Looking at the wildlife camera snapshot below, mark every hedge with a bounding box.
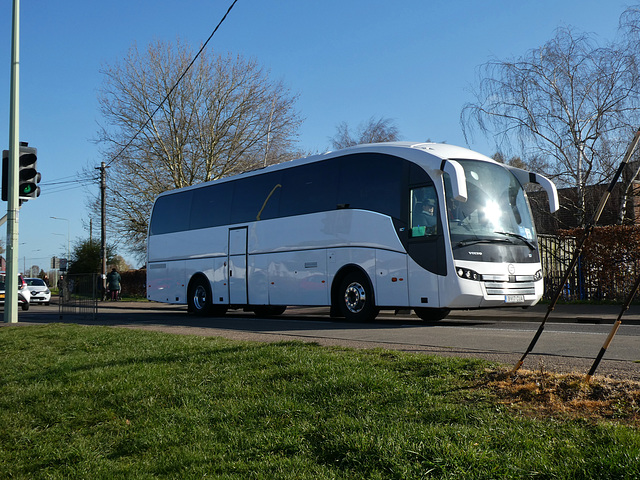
[559,225,640,301]
[120,269,146,298]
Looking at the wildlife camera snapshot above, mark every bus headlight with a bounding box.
[533,270,543,281]
[456,267,482,281]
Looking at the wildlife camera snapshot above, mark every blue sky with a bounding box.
[0,0,628,270]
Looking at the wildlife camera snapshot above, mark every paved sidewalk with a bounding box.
[447,303,640,324]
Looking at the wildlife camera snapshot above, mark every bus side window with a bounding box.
[410,186,438,238]
[151,190,193,235]
[190,183,232,230]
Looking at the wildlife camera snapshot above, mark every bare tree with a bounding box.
[461,24,640,226]
[330,116,400,149]
[96,40,303,255]
[620,5,640,39]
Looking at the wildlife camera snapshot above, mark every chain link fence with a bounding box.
[58,273,99,320]
[538,234,582,301]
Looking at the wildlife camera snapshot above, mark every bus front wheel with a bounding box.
[337,271,379,322]
[188,277,212,316]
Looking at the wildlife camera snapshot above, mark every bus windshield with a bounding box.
[445,160,537,250]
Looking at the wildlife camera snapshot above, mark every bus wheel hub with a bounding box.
[193,285,207,310]
[344,282,366,313]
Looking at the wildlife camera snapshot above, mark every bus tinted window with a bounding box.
[151,153,411,235]
[150,190,193,235]
[410,162,432,184]
[279,161,338,217]
[190,182,233,230]
[231,172,283,223]
[410,185,438,237]
[338,153,404,219]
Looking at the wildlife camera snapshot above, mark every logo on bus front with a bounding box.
[508,264,516,274]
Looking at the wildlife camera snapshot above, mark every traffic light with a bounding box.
[18,146,40,200]
[1,145,41,202]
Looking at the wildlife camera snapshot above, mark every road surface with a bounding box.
[4,301,640,381]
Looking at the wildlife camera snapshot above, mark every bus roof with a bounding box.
[334,142,495,163]
[156,142,496,199]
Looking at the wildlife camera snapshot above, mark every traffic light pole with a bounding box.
[4,0,20,324]
[98,162,108,299]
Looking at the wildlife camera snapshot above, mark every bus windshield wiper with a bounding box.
[493,231,536,250]
[455,238,510,248]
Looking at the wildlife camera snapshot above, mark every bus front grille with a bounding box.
[484,282,536,296]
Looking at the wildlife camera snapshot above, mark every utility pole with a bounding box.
[97,162,109,299]
[4,0,20,324]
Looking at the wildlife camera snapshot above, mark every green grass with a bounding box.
[0,324,638,479]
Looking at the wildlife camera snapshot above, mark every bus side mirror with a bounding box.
[440,160,467,202]
[533,174,559,213]
[506,166,559,213]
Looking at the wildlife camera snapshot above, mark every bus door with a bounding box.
[228,227,248,305]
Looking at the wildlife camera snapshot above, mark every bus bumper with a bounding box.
[443,265,544,309]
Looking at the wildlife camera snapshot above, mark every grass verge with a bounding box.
[1,324,639,479]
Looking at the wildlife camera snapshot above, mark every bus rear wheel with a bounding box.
[337,271,379,322]
[414,307,450,322]
[188,277,212,316]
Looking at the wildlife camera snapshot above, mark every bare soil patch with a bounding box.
[486,365,640,425]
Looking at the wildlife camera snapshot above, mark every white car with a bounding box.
[0,273,30,310]
[25,278,51,305]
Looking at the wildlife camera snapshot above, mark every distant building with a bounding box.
[529,181,640,234]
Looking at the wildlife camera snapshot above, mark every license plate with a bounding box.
[505,294,524,303]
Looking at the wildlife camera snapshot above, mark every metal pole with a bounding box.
[512,127,640,372]
[4,0,20,324]
[100,162,107,299]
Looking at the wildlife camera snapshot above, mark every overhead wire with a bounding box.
[35,172,97,196]
[42,174,97,186]
[41,182,96,196]
[104,0,240,168]
[46,0,240,196]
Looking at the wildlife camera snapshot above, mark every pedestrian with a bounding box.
[106,267,122,301]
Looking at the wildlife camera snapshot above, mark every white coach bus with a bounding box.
[146,142,558,321]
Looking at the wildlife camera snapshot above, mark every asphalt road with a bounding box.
[4,300,640,381]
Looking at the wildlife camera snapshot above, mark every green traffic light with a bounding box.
[20,184,35,195]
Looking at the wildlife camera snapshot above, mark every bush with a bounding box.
[560,225,640,301]
[120,268,146,298]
